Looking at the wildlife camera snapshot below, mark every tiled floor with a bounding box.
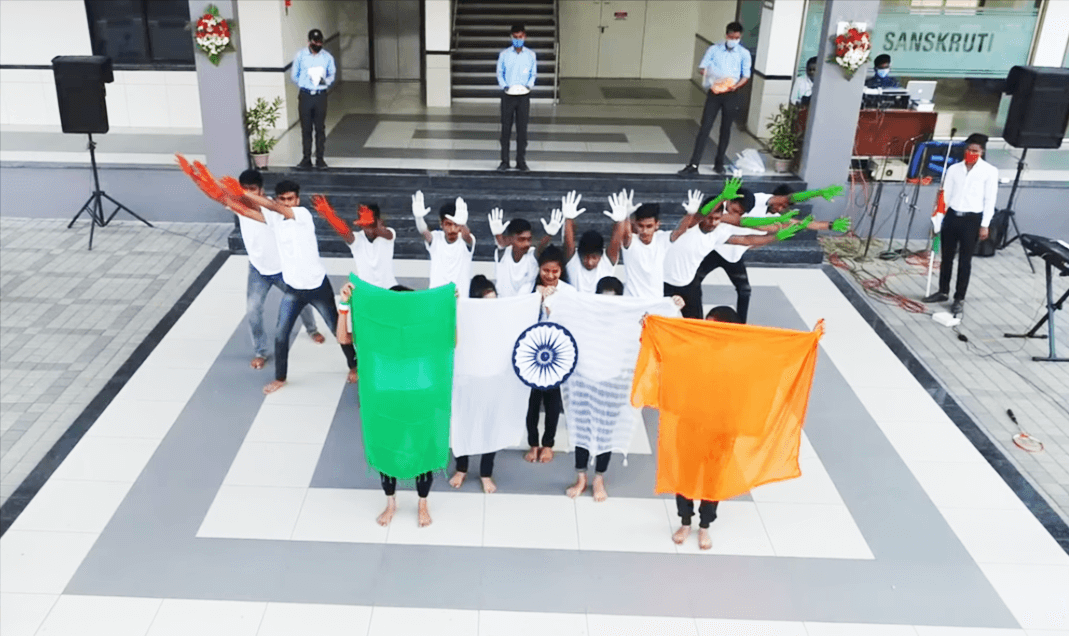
[1,257,1067,635]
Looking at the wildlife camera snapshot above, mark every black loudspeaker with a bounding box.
[1003,65,1069,149]
[51,55,114,134]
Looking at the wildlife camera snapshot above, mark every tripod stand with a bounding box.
[997,148,1034,273]
[68,133,151,250]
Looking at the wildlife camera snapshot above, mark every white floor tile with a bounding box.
[222,442,322,488]
[0,593,58,636]
[256,602,373,636]
[245,404,338,445]
[907,461,1025,511]
[483,493,579,551]
[940,508,1069,566]
[290,488,391,543]
[0,531,98,594]
[875,418,984,464]
[285,337,352,374]
[85,399,186,439]
[852,386,949,425]
[115,364,209,403]
[263,373,351,406]
[146,599,265,636]
[804,623,919,636]
[48,436,161,482]
[479,610,588,636]
[1024,630,1069,636]
[977,563,1069,630]
[36,595,163,636]
[671,501,776,557]
[575,496,675,553]
[367,606,478,636]
[11,480,130,533]
[912,627,1026,635]
[695,618,808,635]
[198,486,307,540]
[757,503,874,559]
[138,336,227,370]
[385,490,484,547]
[587,613,698,636]
[750,452,844,505]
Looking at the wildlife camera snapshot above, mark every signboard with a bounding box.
[614,11,627,19]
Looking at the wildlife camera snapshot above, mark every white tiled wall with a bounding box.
[0,69,62,127]
[746,74,793,142]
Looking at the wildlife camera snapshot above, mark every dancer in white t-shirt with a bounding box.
[313,199,399,290]
[558,190,617,293]
[487,205,563,297]
[412,191,476,297]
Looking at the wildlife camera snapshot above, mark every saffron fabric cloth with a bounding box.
[451,293,541,456]
[349,275,456,479]
[632,315,823,502]
[547,293,678,456]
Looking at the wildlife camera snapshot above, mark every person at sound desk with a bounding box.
[865,54,900,89]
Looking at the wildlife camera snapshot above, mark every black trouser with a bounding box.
[938,209,982,301]
[500,94,530,163]
[574,447,611,473]
[298,90,328,162]
[664,282,703,320]
[694,250,751,323]
[526,387,562,447]
[688,91,740,168]
[380,472,433,498]
[675,495,719,528]
[274,276,356,381]
[454,453,496,478]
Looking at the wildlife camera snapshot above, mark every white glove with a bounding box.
[541,209,564,236]
[411,190,430,233]
[620,188,640,214]
[488,208,507,235]
[446,196,469,226]
[682,189,703,215]
[561,191,586,220]
[603,191,629,223]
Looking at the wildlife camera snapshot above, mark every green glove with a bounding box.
[830,216,851,233]
[791,184,844,203]
[775,215,814,241]
[739,210,799,228]
[699,177,744,215]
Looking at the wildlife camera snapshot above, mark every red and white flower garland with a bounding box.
[194,4,234,66]
[832,22,872,79]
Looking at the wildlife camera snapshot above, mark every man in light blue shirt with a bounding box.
[496,23,537,172]
[679,21,752,176]
[290,28,336,169]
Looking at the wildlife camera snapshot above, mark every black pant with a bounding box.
[298,90,328,161]
[664,282,703,320]
[938,209,982,301]
[274,276,356,381]
[675,495,719,528]
[688,91,740,168]
[526,387,562,447]
[500,94,530,163]
[380,472,433,498]
[694,250,752,323]
[574,447,611,473]
[454,453,496,478]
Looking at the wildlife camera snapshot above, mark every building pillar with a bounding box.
[745,0,805,140]
[189,0,248,176]
[798,0,880,218]
[1031,0,1069,67]
[425,0,452,107]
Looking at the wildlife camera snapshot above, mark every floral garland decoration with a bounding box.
[831,22,871,80]
[194,4,235,66]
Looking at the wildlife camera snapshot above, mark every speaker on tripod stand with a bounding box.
[52,55,152,250]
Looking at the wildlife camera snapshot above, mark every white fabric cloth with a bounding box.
[943,158,999,227]
[566,253,615,293]
[451,293,542,456]
[239,209,282,276]
[494,247,539,296]
[263,206,326,290]
[546,293,678,456]
[663,225,731,286]
[349,228,398,289]
[622,230,671,298]
[427,230,475,297]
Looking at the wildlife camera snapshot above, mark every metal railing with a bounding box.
[553,0,560,104]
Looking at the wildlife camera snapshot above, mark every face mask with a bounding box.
[310,43,323,53]
[964,150,982,165]
[512,38,524,48]
[725,39,738,49]
[876,67,889,78]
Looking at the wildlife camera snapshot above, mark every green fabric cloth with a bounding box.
[350,275,456,479]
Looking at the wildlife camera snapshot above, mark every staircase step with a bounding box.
[452,60,556,73]
[458,35,554,46]
[456,15,555,26]
[456,24,555,34]
[451,86,555,99]
[457,6,553,15]
[453,48,556,61]
[452,73,555,85]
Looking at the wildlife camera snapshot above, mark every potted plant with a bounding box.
[245,96,283,169]
[766,102,802,173]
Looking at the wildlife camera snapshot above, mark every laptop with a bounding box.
[907,81,937,103]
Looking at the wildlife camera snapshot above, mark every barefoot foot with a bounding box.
[449,471,466,489]
[672,525,692,545]
[250,356,266,370]
[377,497,396,526]
[524,447,540,463]
[539,447,554,463]
[698,528,712,550]
[566,472,588,498]
[417,498,432,527]
[347,368,358,384]
[263,379,286,394]
[481,477,497,494]
[310,331,326,344]
[592,474,608,502]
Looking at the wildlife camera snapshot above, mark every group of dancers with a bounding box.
[180,156,846,547]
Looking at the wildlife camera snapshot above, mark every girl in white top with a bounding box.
[412,191,476,297]
[488,209,563,296]
[314,201,399,289]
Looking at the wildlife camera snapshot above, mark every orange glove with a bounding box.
[356,204,375,227]
[220,176,245,199]
[312,195,350,237]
